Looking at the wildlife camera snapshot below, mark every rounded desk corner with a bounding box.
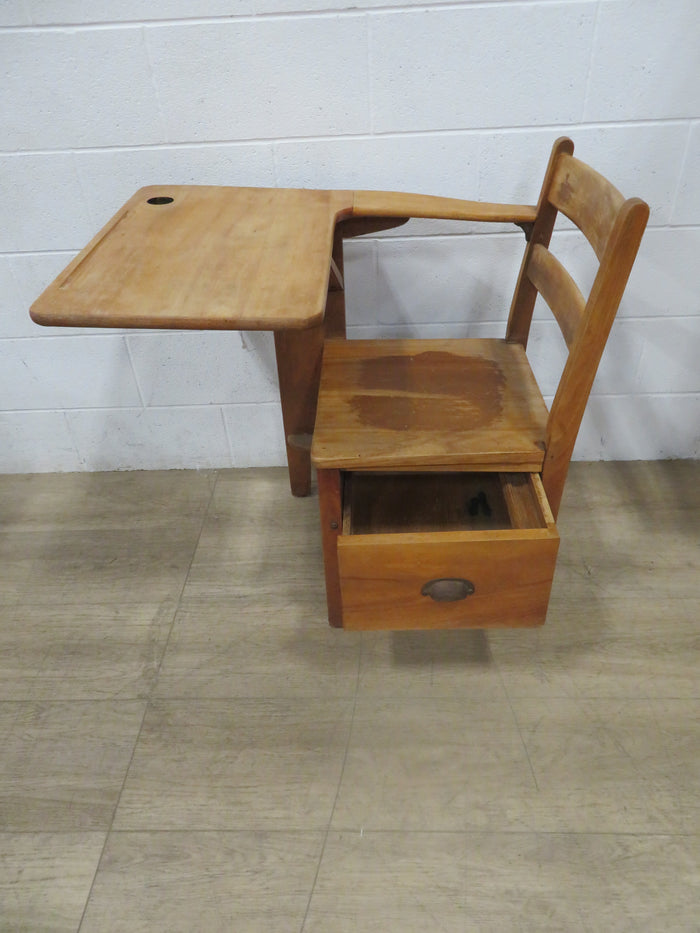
[29,301,50,327]
[133,185,179,207]
[135,184,162,198]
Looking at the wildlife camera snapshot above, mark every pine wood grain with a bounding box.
[549,153,625,260]
[506,136,575,348]
[526,243,586,349]
[30,186,355,330]
[542,196,650,515]
[352,190,537,224]
[312,138,648,628]
[30,187,533,331]
[500,472,548,530]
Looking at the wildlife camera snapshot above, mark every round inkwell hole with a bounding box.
[147,196,174,205]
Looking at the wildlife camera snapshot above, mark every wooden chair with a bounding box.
[311,137,649,630]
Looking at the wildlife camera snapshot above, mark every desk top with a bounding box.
[30,186,355,331]
[30,186,536,331]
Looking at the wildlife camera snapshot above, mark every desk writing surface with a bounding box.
[30,185,537,332]
[30,186,354,331]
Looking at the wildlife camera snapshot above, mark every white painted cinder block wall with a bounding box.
[1,0,698,472]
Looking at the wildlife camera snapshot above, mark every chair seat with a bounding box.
[311,337,549,472]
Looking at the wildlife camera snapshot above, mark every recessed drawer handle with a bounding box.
[421,578,475,602]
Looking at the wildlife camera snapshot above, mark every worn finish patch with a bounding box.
[349,351,505,432]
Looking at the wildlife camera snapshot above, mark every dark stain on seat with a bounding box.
[350,351,505,431]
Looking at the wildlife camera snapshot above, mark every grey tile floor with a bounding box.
[0,461,698,931]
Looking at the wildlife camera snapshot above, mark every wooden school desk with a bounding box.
[31,149,647,629]
[30,184,534,498]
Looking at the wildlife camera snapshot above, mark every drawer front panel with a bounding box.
[337,531,559,630]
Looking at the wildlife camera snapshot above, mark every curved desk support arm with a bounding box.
[351,190,537,228]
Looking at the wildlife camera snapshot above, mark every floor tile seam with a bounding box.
[146,470,221,701]
[301,827,700,838]
[3,692,593,707]
[3,692,696,705]
[0,599,188,608]
[491,694,700,701]
[76,699,151,933]
[0,829,108,837]
[353,629,363,701]
[82,474,222,900]
[496,664,541,793]
[4,827,699,838]
[0,518,211,529]
[148,694,360,703]
[58,828,330,836]
[109,821,341,834]
[140,693,359,703]
[71,463,215,931]
[0,697,151,705]
[351,692,522,702]
[300,687,360,932]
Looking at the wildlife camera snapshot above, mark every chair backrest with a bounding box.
[505,137,649,516]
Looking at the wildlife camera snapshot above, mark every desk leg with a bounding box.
[274,324,324,497]
[274,229,346,497]
[317,468,343,626]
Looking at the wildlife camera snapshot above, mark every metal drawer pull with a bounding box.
[421,578,475,602]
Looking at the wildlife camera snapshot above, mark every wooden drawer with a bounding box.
[336,471,558,630]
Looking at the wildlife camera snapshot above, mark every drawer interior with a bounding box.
[343,471,549,536]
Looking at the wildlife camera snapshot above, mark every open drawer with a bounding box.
[336,471,559,630]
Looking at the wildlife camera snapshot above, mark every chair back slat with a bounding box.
[506,137,574,347]
[542,196,649,515]
[549,153,625,260]
[526,243,585,350]
[507,138,649,516]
